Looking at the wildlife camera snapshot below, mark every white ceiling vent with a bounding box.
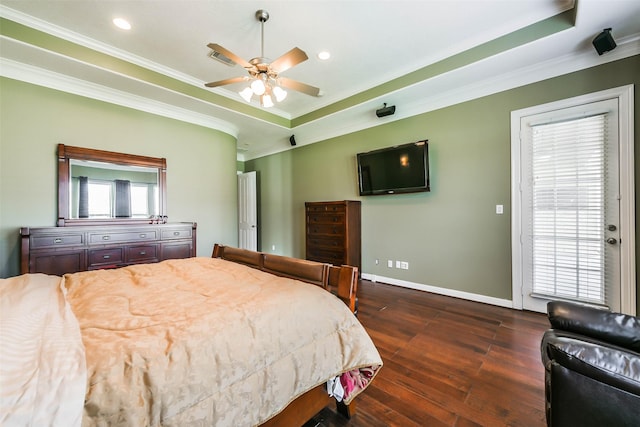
[208,49,235,66]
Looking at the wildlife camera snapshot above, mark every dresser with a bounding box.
[20,222,196,275]
[305,201,361,273]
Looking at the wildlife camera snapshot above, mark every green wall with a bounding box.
[246,55,640,311]
[0,77,239,278]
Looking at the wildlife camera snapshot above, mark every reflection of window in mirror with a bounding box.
[69,159,159,219]
[88,182,112,217]
[131,184,160,218]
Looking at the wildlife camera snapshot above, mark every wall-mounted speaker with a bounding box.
[592,28,616,55]
[376,103,396,118]
[289,135,297,146]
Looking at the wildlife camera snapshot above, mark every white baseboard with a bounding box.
[362,273,514,309]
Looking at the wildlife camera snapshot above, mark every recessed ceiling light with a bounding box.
[317,51,331,60]
[113,18,131,30]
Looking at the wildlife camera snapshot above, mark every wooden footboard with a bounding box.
[211,244,359,426]
[212,244,358,315]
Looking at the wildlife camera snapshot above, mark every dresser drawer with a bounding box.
[306,204,346,214]
[31,250,85,275]
[306,247,345,265]
[161,241,192,259]
[307,223,345,236]
[307,235,344,250]
[31,233,83,248]
[89,248,124,267]
[307,212,345,225]
[126,244,158,262]
[88,230,158,244]
[162,228,192,240]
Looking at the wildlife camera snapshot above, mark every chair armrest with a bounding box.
[542,330,640,396]
[547,301,640,352]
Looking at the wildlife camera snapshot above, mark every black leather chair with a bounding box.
[540,301,640,426]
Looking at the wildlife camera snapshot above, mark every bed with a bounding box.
[0,244,382,427]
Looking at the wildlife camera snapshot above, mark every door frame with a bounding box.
[238,171,258,251]
[511,85,635,315]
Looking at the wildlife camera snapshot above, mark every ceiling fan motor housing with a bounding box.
[255,10,269,22]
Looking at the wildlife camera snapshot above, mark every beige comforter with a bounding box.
[63,257,381,427]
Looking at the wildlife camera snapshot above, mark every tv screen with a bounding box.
[357,140,430,196]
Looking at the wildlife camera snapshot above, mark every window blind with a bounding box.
[529,114,608,305]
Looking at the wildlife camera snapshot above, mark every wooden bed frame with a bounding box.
[211,244,359,426]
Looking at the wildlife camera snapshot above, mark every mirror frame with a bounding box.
[57,144,167,226]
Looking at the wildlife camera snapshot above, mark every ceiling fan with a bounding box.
[204,9,320,107]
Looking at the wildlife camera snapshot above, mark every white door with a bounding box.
[512,86,635,315]
[238,171,257,251]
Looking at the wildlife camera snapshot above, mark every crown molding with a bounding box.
[0,57,239,139]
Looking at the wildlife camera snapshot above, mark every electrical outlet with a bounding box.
[400,261,409,270]
[375,259,379,265]
[496,204,504,214]
[271,245,276,251]
[387,260,393,268]
[395,260,401,268]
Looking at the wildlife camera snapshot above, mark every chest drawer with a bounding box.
[31,233,83,248]
[307,235,344,249]
[162,228,192,240]
[126,244,158,262]
[306,247,345,265]
[88,247,124,267]
[307,213,345,225]
[89,230,157,244]
[306,204,346,214]
[307,223,345,236]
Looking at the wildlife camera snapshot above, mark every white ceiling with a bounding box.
[1,0,639,160]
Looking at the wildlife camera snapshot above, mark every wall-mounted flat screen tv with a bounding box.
[357,140,430,196]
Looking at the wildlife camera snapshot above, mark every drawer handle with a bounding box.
[102,236,110,241]
[139,233,146,238]
[173,231,180,236]
[103,255,110,259]
[54,238,63,244]
[139,251,146,255]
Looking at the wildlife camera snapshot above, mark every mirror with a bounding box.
[58,144,166,226]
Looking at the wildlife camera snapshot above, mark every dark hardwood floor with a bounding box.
[307,280,550,427]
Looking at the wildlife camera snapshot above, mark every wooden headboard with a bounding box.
[212,244,358,314]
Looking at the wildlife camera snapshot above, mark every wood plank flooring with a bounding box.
[306,280,550,427]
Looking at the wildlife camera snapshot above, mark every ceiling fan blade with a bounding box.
[207,43,254,69]
[278,77,320,97]
[269,47,308,74]
[204,76,247,88]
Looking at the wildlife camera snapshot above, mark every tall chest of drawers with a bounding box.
[305,200,361,273]
[20,222,196,275]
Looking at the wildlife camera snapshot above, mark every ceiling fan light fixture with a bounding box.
[250,78,266,95]
[273,86,287,102]
[261,94,274,108]
[239,87,254,102]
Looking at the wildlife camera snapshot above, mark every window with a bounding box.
[528,114,607,305]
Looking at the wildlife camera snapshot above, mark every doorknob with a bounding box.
[606,237,617,245]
